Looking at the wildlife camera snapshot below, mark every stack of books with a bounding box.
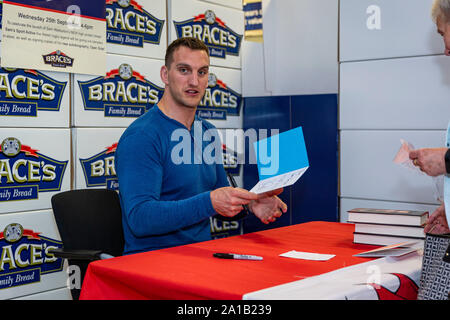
[347,208,428,246]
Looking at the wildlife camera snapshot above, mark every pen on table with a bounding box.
[213,253,263,261]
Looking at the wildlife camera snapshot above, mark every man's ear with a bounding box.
[160,65,169,85]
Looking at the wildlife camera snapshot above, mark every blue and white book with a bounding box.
[250,126,309,194]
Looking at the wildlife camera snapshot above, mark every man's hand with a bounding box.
[409,147,447,176]
[424,203,450,234]
[249,188,288,224]
[210,187,258,218]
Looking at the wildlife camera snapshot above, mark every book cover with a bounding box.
[354,223,425,238]
[348,208,428,217]
[354,241,420,257]
[353,232,425,246]
[250,126,309,194]
[347,208,428,226]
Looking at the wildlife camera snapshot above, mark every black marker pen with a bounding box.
[213,253,263,261]
[226,171,250,216]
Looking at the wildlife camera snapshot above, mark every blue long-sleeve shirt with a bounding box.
[115,105,229,254]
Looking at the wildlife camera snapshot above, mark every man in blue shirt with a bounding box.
[115,37,287,254]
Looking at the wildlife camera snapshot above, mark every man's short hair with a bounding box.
[165,37,210,68]
[432,0,450,23]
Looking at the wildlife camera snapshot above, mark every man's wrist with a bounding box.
[445,148,450,174]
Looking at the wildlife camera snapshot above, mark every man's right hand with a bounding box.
[210,187,258,217]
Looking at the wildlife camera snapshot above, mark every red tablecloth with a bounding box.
[80,221,392,300]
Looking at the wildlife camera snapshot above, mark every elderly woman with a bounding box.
[409,0,450,234]
[433,0,450,56]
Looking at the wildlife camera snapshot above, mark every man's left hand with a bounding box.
[249,188,288,224]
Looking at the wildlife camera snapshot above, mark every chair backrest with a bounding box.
[51,188,124,257]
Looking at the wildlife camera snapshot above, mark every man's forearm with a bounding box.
[124,191,216,237]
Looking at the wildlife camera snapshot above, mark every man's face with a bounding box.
[162,46,210,109]
[437,16,450,56]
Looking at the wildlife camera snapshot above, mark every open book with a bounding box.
[250,126,309,194]
[353,241,420,258]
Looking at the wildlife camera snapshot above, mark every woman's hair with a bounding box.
[432,0,450,23]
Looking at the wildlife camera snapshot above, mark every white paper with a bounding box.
[250,167,308,194]
[393,139,444,202]
[393,139,420,172]
[279,250,335,261]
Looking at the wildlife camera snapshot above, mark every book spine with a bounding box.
[353,232,425,240]
[348,213,424,226]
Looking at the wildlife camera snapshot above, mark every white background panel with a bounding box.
[0,210,68,299]
[340,130,445,204]
[268,0,338,95]
[241,40,272,97]
[14,287,71,300]
[0,128,71,213]
[73,53,164,127]
[241,0,338,97]
[340,56,450,130]
[204,66,242,129]
[106,0,167,59]
[169,0,244,69]
[339,198,440,223]
[199,0,242,10]
[0,67,70,128]
[72,127,126,189]
[340,0,444,62]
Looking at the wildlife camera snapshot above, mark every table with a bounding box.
[79,221,422,300]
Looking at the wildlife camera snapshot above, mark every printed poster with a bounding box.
[243,0,263,42]
[1,0,106,75]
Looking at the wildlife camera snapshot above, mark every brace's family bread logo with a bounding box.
[0,137,68,202]
[42,50,74,68]
[0,223,63,289]
[80,142,118,190]
[211,144,241,237]
[0,67,66,117]
[197,73,242,120]
[222,144,241,176]
[78,63,164,118]
[106,0,165,47]
[174,10,243,59]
